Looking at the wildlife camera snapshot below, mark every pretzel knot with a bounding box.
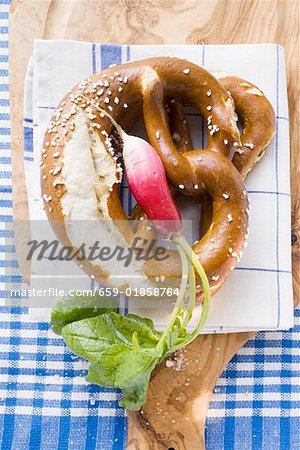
[41,57,275,295]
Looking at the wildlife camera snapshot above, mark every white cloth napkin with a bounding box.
[24,39,293,332]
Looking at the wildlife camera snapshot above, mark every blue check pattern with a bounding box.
[0,2,299,448]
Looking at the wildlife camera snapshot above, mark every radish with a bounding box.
[121,134,182,239]
[83,103,181,238]
[80,96,211,337]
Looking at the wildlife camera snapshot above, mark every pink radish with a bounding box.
[121,134,182,239]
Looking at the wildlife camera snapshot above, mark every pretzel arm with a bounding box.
[199,195,213,239]
[215,74,276,178]
[200,74,276,237]
[167,99,212,237]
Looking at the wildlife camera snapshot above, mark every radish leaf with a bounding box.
[51,293,117,335]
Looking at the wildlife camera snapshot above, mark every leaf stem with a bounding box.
[155,243,189,355]
[171,234,211,350]
[181,251,196,327]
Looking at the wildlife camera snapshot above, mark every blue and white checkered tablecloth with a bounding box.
[0,1,299,448]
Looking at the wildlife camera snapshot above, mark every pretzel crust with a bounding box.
[199,73,276,239]
[214,73,276,178]
[41,57,252,295]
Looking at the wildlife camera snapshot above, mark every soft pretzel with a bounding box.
[214,72,276,177]
[199,73,276,237]
[41,57,251,294]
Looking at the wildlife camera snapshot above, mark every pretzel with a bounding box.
[41,57,251,295]
[198,72,276,236]
[214,72,276,176]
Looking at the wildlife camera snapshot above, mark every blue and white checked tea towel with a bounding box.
[0,3,299,448]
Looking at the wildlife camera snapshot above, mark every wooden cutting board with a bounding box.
[9,1,299,449]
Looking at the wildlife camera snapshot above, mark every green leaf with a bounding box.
[120,371,151,410]
[87,359,151,410]
[86,344,155,386]
[61,312,162,363]
[86,344,156,410]
[51,293,117,334]
[61,312,163,410]
[87,359,116,388]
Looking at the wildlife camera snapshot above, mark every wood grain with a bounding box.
[127,331,253,450]
[9,1,299,449]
